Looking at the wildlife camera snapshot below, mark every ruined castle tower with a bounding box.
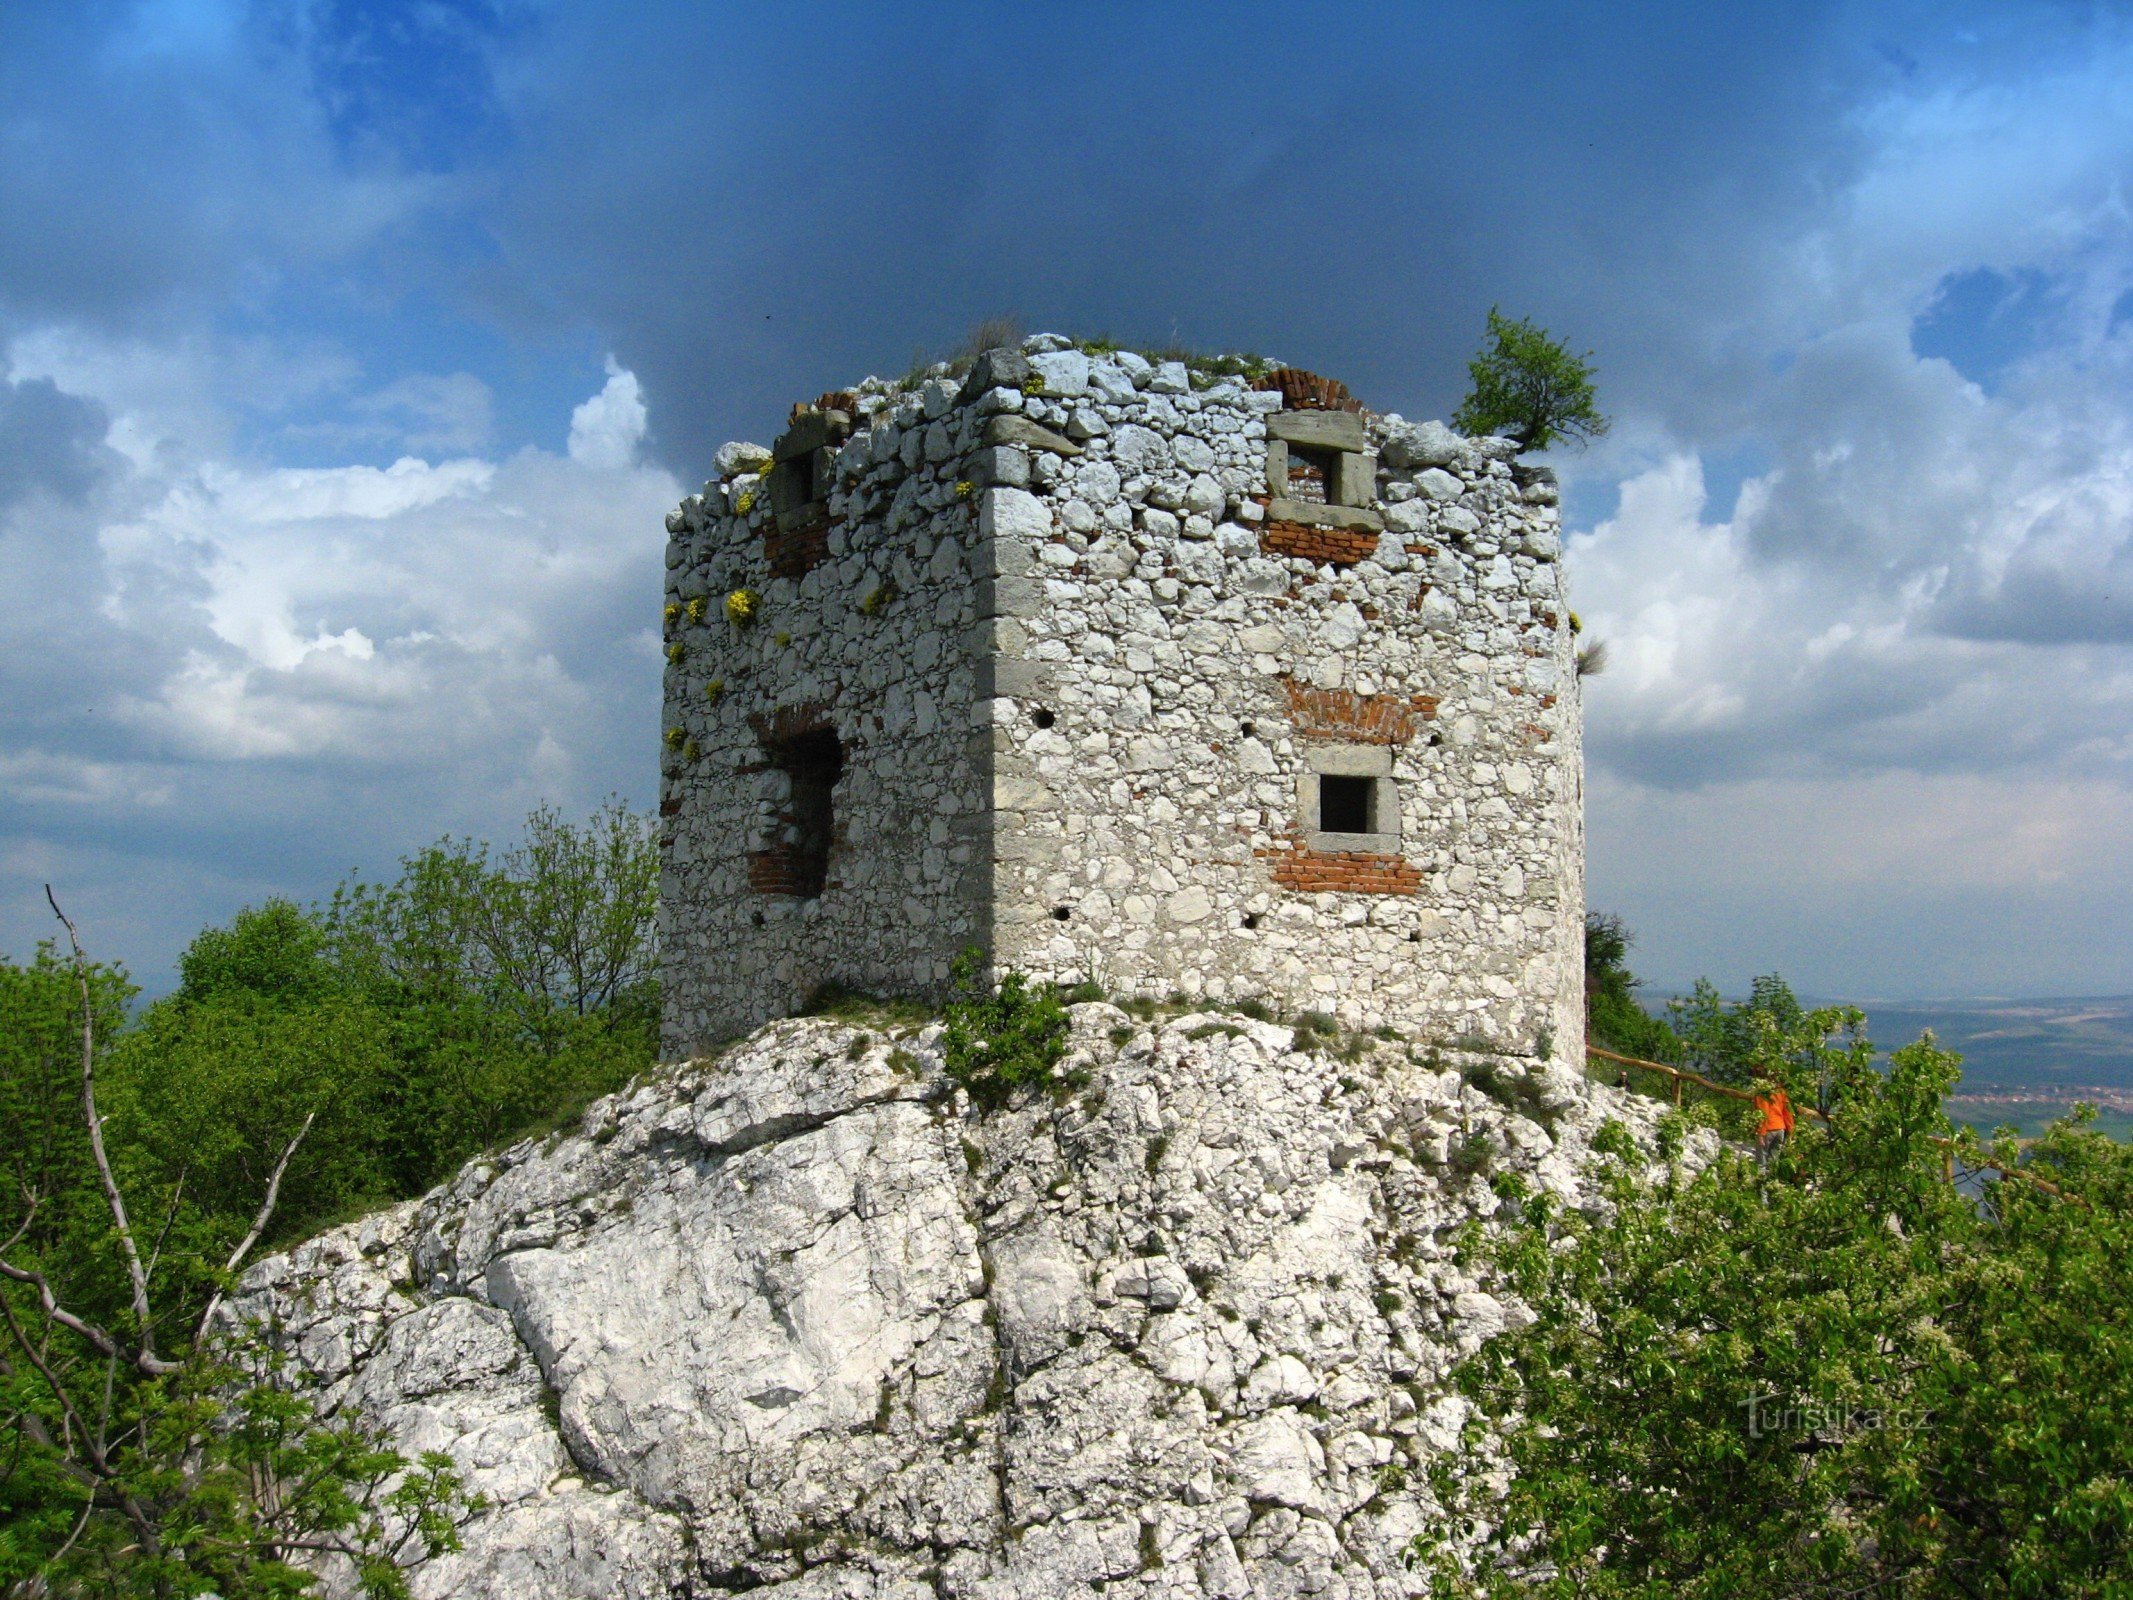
[657,339,1584,1064]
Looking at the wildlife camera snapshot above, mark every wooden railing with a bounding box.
[1586,1044,2084,1205]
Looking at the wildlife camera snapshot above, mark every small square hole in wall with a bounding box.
[1286,445,1336,505]
[1318,774,1373,834]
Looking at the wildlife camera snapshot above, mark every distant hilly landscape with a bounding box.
[1859,995,2133,1140]
[1646,993,2133,1141]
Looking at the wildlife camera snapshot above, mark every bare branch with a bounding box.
[2,1192,38,1255]
[0,1249,166,1373]
[46,887,162,1369]
[196,1109,316,1343]
[0,1274,109,1476]
[145,1170,186,1286]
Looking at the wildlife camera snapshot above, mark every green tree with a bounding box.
[323,797,659,1036]
[1424,1024,2133,1598]
[107,992,397,1244]
[1,900,477,1598]
[1583,912,1681,1063]
[176,900,338,1007]
[1452,308,1609,452]
[1,797,657,1595]
[0,944,136,1275]
[1668,972,1837,1091]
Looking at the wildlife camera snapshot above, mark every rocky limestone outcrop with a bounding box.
[232,1005,1677,1598]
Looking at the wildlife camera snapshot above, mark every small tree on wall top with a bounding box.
[1453,308,1609,452]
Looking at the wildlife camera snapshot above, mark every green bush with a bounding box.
[1425,1031,2133,1597]
[1583,911,1682,1063]
[1452,307,1609,452]
[939,949,1077,1110]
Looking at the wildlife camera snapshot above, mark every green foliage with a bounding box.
[1,802,658,1593]
[1452,308,1609,452]
[1425,1026,2133,1598]
[0,946,135,1273]
[26,1337,476,1599]
[939,949,1077,1110]
[108,991,397,1242]
[2,916,488,1595]
[177,899,336,1006]
[1666,972,1841,1093]
[1583,911,1682,1063]
[323,798,659,1029]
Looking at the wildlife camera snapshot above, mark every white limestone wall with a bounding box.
[660,336,1584,1065]
[657,379,999,1056]
[973,345,1582,1060]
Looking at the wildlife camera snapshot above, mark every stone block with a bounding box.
[1310,829,1404,856]
[774,411,850,461]
[979,656,1052,699]
[977,575,1045,618]
[972,446,1029,489]
[1381,420,1462,469]
[979,486,1053,543]
[712,440,772,478]
[1266,410,1368,452]
[1303,743,1393,778]
[1263,499,1385,533]
[1332,449,1376,507]
[1029,349,1091,397]
[982,414,1083,456]
[958,347,1031,401]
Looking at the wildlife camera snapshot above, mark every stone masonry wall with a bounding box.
[660,336,1585,1066]
[658,389,997,1056]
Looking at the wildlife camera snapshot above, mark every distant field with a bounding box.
[1944,1100,2133,1142]
[1860,997,2133,1140]
[1646,993,2133,1141]
[1856,996,2133,1092]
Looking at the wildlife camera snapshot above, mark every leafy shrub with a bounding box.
[1585,910,1684,1063]
[1452,307,1608,452]
[939,948,1077,1110]
[1427,1032,2133,1597]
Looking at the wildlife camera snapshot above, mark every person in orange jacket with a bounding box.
[1754,1077,1796,1166]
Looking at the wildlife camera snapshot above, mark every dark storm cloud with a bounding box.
[473,0,1872,475]
[0,371,114,507]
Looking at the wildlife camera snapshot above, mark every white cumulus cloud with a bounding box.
[567,357,649,469]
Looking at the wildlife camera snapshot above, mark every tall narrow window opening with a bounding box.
[768,727,843,898]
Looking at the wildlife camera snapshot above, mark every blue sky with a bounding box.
[3,0,2131,1000]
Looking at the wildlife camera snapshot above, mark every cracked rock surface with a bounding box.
[232,1005,1676,1598]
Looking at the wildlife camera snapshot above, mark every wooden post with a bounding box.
[1673,1074,1683,1108]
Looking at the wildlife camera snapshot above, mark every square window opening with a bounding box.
[1318,773,1374,834]
[1287,445,1337,504]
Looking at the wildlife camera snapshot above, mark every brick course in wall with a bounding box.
[747,846,830,897]
[763,514,832,579]
[1260,519,1379,567]
[1280,679,1440,745]
[1258,838,1425,896]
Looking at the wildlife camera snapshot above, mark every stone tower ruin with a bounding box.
[657,338,1584,1064]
